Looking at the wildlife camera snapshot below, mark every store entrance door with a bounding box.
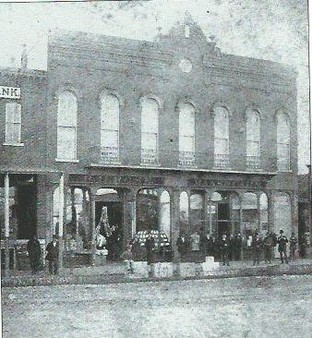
[95,201,123,261]
[217,203,230,238]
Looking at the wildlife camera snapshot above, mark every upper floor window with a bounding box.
[57,91,77,161]
[141,97,159,165]
[179,102,195,166]
[214,106,230,168]
[246,110,261,170]
[100,93,120,164]
[5,102,22,144]
[277,113,290,171]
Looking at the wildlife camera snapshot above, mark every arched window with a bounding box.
[141,98,159,165]
[277,113,290,171]
[246,110,261,170]
[57,91,77,160]
[5,102,22,144]
[100,93,120,163]
[214,107,229,168]
[179,102,195,166]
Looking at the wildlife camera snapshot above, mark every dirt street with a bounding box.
[2,275,312,338]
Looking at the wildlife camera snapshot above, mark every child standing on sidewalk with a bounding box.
[121,245,134,274]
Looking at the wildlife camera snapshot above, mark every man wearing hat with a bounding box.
[277,230,288,264]
[45,235,59,274]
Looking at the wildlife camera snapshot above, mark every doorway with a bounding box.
[95,200,123,261]
[217,203,230,237]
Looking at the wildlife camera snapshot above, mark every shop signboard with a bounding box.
[0,86,21,99]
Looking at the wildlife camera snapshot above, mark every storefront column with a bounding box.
[4,173,10,276]
[238,192,244,235]
[157,188,163,233]
[238,191,244,260]
[206,190,213,235]
[81,188,89,243]
[187,189,191,231]
[122,188,137,247]
[290,192,298,234]
[58,173,65,272]
[256,192,261,233]
[229,193,234,234]
[170,188,180,261]
[89,188,97,265]
[267,191,275,233]
[203,190,208,234]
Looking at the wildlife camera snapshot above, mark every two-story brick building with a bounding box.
[1,19,298,269]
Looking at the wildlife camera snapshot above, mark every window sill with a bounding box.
[55,158,80,163]
[3,142,24,147]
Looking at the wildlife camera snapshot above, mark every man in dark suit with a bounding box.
[27,234,42,274]
[277,230,288,264]
[176,232,189,256]
[219,234,230,266]
[46,235,59,274]
[145,231,155,266]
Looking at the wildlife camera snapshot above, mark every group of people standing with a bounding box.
[176,229,300,266]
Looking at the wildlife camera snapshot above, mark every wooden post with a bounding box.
[4,173,10,276]
[90,191,96,265]
[170,189,180,262]
[58,173,64,272]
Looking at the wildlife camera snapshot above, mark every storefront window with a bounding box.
[242,192,258,235]
[137,189,158,232]
[159,190,170,239]
[274,192,291,238]
[179,191,189,234]
[260,193,268,233]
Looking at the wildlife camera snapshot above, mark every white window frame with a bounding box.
[214,107,230,168]
[100,93,120,164]
[141,97,159,165]
[56,91,78,162]
[246,110,261,169]
[179,102,196,166]
[277,113,291,172]
[4,102,23,146]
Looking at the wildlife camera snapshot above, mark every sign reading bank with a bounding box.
[0,86,21,99]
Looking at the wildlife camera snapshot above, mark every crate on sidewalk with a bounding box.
[153,262,173,278]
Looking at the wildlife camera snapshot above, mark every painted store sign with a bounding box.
[0,86,21,99]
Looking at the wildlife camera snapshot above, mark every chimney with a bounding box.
[21,44,28,70]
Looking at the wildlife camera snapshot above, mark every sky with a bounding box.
[0,0,309,173]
